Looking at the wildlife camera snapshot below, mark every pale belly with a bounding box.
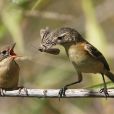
[68,47,104,73]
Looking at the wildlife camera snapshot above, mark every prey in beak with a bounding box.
[38,27,60,55]
[38,46,60,55]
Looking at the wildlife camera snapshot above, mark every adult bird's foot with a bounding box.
[59,86,68,100]
[100,88,109,98]
[18,86,28,95]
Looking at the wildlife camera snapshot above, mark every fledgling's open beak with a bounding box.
[10,43,24,59]
[9,43,17,58]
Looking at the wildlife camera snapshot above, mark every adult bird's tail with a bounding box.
[104,70,114,82]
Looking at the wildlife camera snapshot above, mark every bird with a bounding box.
[39,27,114,98]
[0,43,20,95]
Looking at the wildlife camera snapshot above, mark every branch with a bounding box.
[0,89,114,98]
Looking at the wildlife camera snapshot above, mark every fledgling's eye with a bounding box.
[1,50,7,55]
[0,50,9,57]
[58,37,62,40]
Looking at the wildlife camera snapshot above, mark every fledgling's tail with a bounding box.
[104,70,114,82]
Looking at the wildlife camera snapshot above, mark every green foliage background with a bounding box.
[0,0,114,114]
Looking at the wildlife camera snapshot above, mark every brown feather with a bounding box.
[84,43,110,71]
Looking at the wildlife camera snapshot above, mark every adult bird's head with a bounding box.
[39,27,83,51]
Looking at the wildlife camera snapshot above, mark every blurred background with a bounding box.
[0,0,114,114]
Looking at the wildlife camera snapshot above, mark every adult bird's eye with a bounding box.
[58,37,62,40]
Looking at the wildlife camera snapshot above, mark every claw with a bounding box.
[100,88,109,98]
[58,86,67,100]
[18,87,28,96]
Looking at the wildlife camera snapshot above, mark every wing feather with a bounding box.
[84,43,110,71]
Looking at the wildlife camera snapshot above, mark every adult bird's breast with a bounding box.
[68,44,104,73]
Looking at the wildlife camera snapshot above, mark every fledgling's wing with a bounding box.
[84,43,110,71]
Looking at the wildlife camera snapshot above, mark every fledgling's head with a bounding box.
[39,27,83,50]
[0,43,17,62]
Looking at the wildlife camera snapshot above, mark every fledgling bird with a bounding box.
[39,27,114,97]
[0,43,20,94]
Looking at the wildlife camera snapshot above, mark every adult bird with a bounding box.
[39,27,114,97]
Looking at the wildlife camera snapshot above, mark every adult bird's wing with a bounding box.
[84,43,110,71]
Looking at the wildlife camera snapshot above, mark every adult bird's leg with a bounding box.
[59,70,82,98]
[100,73,109,97]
